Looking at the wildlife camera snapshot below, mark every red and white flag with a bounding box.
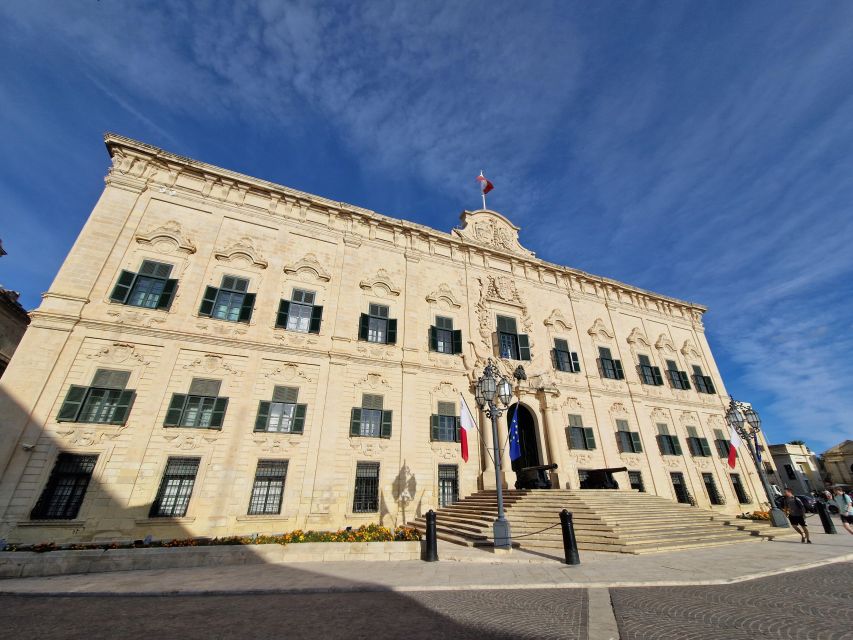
[728,426,742,469]
[476,174,494,194]
[459,393,477,463]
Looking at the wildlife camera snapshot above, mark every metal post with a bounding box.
[816,501,837,534]
[559,509,580,565]
[490,405,512,549]
[424,510,439,561]
[744,436,788,528]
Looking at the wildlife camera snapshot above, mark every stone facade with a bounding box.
[0,287,29,378]
[820,440,853,487]
[0,134,770,543]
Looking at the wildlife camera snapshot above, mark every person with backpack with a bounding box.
[781,488,811,543]
[832,487,853,535]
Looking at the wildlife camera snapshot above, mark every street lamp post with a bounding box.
[474,359,515,549]
[725,397,789,528]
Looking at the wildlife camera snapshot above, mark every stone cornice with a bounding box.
[102,133,708,322]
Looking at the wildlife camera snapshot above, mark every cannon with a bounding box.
[515,463,558,489]
[579,467,628,490]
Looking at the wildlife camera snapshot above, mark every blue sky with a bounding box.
[1,2,851,452]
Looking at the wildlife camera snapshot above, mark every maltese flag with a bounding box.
[476,174,494,194]
[459,394,477,463]
[728,426,743,469]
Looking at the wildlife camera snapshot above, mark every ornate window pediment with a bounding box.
[283,253,331,282]
[626,327,651,347]
[587,318,615,340]
[135,221,196,255]
[360,269,401,297]
[425,283,461,309]
[655,333,676,352]
[544,309,573,331]
[681,339,702,360]
[454,210,534,258]
[214,236,268,269]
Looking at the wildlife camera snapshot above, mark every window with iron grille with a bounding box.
[255,386,307,433]
[638,355,664,386]
[784,464,796,480]
[686,426,712,457]
[430,316,462,354]
[438,465,459,507]
[628,470,645,493]
[199,275,255,323]
[670,472,692,504]
[276,289,323,334]
[615,419,643,453]
[691,365,716,394]
[598,347,624,380]
[164,378,228,429]
[248,460,288,515]
[656,423,682,456]
[350,394,392,438]
[30,453,98,520]
[567,415,596,450]
[353,462,380,512]
[496,315,530,361]
[553,339,581,373]
[713,429,729,458]
[150,457,200,517]
[665,360,691,390]
[358,303,397,344]
[430,401,459,442]
[730,473,751,504]
[56,369,135,425]
[702,473,725,505]
[110,260,177,310]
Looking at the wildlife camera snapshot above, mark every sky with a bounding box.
[1,1,851,453]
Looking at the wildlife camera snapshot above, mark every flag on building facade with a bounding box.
[509,406,522,461]
[728,426,743,469]
[459,394,477,463]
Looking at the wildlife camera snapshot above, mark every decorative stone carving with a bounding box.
[264,363,311,383]
[105,308,167,328]
[213,236,268,269]
[87,342,150,366]
[283,253,331,282]
[359,269,401,297]
[694,458,711,470]
[570,451,594,465]
[626,327,651,348]
[454,209,534,257]
[609,402,629,416]
[349,438,391,457]
[195,320,249,338]
[431,443,460,460]
[135,221,196,255]
[677,411,697,426]
[563,396,583,411]
[356,343,396,360]
[473,275,534,351]
[650,407,671,424]
[274,332,320,348]
[354,372,392,392]
[254,436,298,453]
[587,318,615,340]
[663,457,682,469]
[543,309,573,332]
[425,283,461,309]
[681,339,702,360]
[183,353,242,376]
[162,433,217,450]
[655,333,676,353]
[620,454,642,468]
[56,428,124,446]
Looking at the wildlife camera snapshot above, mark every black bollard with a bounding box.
[560,509,580,565]
[816,501,837,534]
[424,509,439,561]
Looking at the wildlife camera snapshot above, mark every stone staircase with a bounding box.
[412,489,796,554]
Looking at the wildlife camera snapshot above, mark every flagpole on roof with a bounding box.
[480,170,487,210]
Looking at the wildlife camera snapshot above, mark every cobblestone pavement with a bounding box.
[610,561,853,640]
[0,588,587,640]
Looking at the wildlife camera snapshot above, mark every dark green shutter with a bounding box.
[613,359,624,379]
[680,372,691,389]
[309,305,323,334]
[199,286,218,317]
[156,279,178,310]
[429,326,438,351]
[657,435,667,455]
[110,270,136,303]
[358,314,369,341]
[57,386,88,422]
[164,394,187,427]
[551,348,559,370]
[700,438,712,457]
[255,401,271,431]
[109,390,136,425]
[518,334,531,361]
[455,417,461,442]
[671,436,682,456]
[209,397,228,429]
[238,293,255,323]
[451,330,462,354]
[570,352,580,373]
[380,410,392,438]
[630,432,643,453]
[430,414,439,441]
[583,427,596,450]
[704,376,716,394]
[652,367,663,385]
[350,408,362,436]
[276,300,290,328]
[292,404,307,434]
[386,319,397,344]
[616,431,626,453]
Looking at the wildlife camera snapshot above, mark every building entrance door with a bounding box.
[508,403,540,473]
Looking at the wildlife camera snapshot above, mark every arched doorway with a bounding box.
[508,403,540,473]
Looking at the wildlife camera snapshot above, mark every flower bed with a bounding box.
[737,510,770,521]
[0,524,421,553]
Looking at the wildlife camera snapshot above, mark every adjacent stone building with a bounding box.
[821,440,853,487]
[0,134,770,543]
[0,287,30,378]
[768,443,823,495]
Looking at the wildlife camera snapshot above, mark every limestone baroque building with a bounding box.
[0,134,770,543]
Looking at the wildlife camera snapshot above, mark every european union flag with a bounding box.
[754,433,762,463]
[509,407,522,461]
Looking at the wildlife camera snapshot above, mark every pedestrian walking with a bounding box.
[832,488,853,535]
[781,488,811,543]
